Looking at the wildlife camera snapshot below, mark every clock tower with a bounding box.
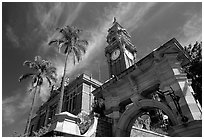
[105,18,137,77]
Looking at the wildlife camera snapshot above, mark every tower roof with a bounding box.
[107,17,131,38]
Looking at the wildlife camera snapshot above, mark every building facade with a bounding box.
[92,19,202,137]
[28,74,102,136]
[27,18,201,137]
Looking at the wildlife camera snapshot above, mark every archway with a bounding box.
[115,99,179,136]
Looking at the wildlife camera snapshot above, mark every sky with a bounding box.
[2,2,202,137]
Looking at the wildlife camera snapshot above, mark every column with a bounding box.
[105,97,120,135]
[160,53,202,123]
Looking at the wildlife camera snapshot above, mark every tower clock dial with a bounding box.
[111,49,120,60]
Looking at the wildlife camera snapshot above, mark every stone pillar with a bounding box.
[159,53,201,123]
[105,97,120,136]
[49,112,81,136]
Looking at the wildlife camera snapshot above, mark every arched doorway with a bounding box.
[115,99,179,136]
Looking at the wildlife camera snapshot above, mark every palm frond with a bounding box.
[45,67,57,82]
[49,75,58,83]
[66,45,73,55]
[48,40,58,45]
[23,61,39,71]
[19,73,35,82]
[46,66,57,74]
[34,56,42,62]
[31,76,38,87]
[46,77,52,87]
[78,40,88,46]
[73,47,82,62]
[72,51,76,65]
[56,27,63,32]
[23,60,32,66]
[64,43,72,54]
[57,27,70,39]
[50,25,88,64]
[37,76,43,86]
[60,42,70,54]
[76,43,87,54]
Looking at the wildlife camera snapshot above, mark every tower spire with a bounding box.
[105,19,137,77]
[113,17,116,24]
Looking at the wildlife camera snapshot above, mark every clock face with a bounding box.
[111,49,120,60]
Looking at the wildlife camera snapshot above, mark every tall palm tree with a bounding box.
[49,25,88,114]
[19,56,57,136]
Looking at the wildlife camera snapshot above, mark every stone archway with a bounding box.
[115,99,179,137]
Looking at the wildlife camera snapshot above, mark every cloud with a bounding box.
[34,3,65,33]
[64,3,86,26]
[59,3,156,76]
[6,25,20,48]
[38,78,53,102]
[2,94,21,125]
[2,85,49,126]
[180,13,202,46]
[27,2,158,99]
[35,3,86,55]
[2,91,30,126]
[42,2,156,81]
[98,3,156,33]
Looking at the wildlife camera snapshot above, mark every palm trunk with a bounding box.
[24,86,38,136]
[57,53,69,114]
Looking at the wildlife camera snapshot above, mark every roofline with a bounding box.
[92,38,190,96]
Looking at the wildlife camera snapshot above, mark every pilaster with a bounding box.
[159,53,202,123]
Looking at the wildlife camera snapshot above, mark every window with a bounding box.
[68,96,72,112]
[66,96,70,112]
[72,92,77,111]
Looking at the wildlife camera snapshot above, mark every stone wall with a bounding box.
[130,127,166,137]
[95,117,112,137]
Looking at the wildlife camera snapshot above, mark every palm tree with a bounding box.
[19,56,57,136]
[49,25,88,114]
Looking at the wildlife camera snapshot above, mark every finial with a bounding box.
[113,17,116,24]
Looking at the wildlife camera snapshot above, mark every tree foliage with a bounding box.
[49,26,88,64]
[77,111,93,134]
[183,41,202,105]
[91,97,105,117]
[49,25,88,114]
[19,56,57,136]
[19,56,57,87]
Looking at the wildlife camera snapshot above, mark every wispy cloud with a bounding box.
[34,3,65,33]
[64,3,86,26]
[180,13,202,46]
[2,94,21,125]
[2,91,30,126]
[35,3,86,55]
[105,3,156,32]
[59,2,156,77]
[2,85,50,126]
[28,2,157,98]
[6,25,20,48]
